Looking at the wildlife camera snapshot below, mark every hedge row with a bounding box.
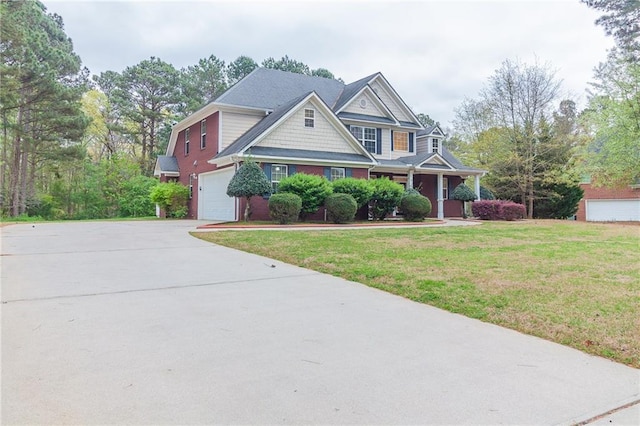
[471,200,526,221]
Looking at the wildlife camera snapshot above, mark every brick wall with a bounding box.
[576,183,640,221]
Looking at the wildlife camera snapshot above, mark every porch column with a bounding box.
[407,170,414,189]
[474,175,481,200]
[437,173,444,219]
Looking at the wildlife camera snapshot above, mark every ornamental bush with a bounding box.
[369,177,404,220]
[149,182,190,218]
[472,200,525,221]
[226,159,272,221]
[480,185,495,200]
[277,173,332,219]
[325,193,357,223]
[331,177,374,208]
[268,193,302,224]
[400,193,432,221]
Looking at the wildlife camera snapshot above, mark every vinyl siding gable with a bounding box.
[370,82,414,123]
[342,91,387,118]
[256,100,361,155]
[220,111,264,152]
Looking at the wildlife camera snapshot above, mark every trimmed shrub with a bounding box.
[277,173,332,219]
[331,177,374,208]
[150,182,190,218]
[400,193,432,221]
[480,185,495,200]
[369,177,405,220]
[268,193,302,224]
[501,202,526,221]
[452,183,477,218]
[227,159,272,221]
[472,200,526,221]
[325,193,357,223]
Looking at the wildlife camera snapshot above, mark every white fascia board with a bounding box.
[239,153,376,168]
[166,103,269,156]
[418,153,455,169]
[371,73,425,130]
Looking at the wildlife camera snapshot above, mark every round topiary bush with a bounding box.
[325,193,357,224]
[400,193,432,221]
[268,192,302,224]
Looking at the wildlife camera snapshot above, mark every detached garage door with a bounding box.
[198,168,236,221]
[586,200,640,222]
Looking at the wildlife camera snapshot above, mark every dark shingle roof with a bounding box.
[337,112,396,125]
[156,155,179,173]
[333,73,377,111]
[214,68,344,110]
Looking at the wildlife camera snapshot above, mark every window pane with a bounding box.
[350,126,363,140]
[394,132,408,151]
[331,168,345,181]
[364,127,376,140]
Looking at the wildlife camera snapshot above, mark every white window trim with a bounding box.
[185,128,190,155]
[350,125,377,153]
[331,167,345,181]
[393,131,409,152]
[304,108,315,128]
[442,177,449,200]
[432,138,439,154]
[271,164,288,192]
[200,119,206,149]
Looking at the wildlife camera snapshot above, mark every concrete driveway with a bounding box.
[2,220,638,425]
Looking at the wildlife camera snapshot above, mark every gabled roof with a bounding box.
[154,155,179,177]
[212,91,377,166]
[333,73,378,111]
[214,68,345,110]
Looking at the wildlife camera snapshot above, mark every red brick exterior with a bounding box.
[412,175,464,218]
[576,183,640,221]
[172,112,221,219]
[239,165,370,221]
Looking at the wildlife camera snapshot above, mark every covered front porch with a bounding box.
[371,167,483,219]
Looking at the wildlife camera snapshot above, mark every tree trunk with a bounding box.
[244,196,250,222]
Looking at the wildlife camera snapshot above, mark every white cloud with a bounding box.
[43,0,614,126]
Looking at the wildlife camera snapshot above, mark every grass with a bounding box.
[192,220,640,368]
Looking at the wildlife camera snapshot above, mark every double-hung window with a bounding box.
[331,167,345,181]
[432,138,439,153]
[304,109,315,128]
[442,177,449,200]
[200,120,206,149]
[184,128,190,155]
[271,164,288,192]
[393,131,409,151]
[350,126,377,153]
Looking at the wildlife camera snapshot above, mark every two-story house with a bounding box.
[155,68,485,221]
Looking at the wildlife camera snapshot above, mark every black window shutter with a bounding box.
[390,130,394,151]
[324,167,331,180]
[346,168,352,178]
[376,128,382,155]
[289,165,297,175]
[409,133,414,152]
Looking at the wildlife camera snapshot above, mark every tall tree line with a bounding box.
[0,1,344,218]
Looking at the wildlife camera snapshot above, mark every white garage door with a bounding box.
[586,200,640,222]
[198,168,236,221]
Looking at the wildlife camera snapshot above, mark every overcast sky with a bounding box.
[42,0,614,127]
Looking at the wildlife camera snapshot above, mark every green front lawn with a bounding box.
[192,220,640,368]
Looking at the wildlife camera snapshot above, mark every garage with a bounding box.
[198,168,236,221]
[586,199,640,222]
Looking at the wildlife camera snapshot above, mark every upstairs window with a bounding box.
[200,120,206,149]
[350,126,377,154]
[184,128,190,155]
[393,131,409,151]
[304,109,315,128]
[432,138,439,153]
[331,167,345,181]
[271,164,288,192]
